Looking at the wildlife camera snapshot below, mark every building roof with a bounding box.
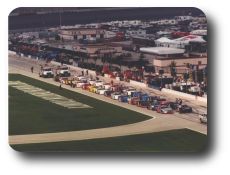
[140,47,185,55]
[155,37,175,44]
[190,29,207,36]
[174,35,206,43]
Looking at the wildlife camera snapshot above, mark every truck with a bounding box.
[56,66,71,77]
[39,67,54,78]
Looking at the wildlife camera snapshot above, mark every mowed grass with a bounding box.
[9,74,151,135]
[11,129,207,152]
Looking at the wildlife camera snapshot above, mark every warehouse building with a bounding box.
[140,47,207,74]
[58,28,105,41]
[73,44,122,58]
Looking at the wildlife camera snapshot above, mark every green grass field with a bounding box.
[10,129,207,152]
[9,74,151,135]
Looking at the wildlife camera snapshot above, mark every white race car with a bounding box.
[75,75,87,81]
[94,80,104,87]
[76,82,87,88]
[111,92,122,100]
[89,80,96,85]
[96,88,108,95]
[103,84,111,90]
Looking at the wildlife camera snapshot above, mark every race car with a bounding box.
[111,92,122,100]
[118,95,129,102]
[96,88,108,95]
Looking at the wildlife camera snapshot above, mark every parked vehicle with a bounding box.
[178,105,193,113]
[96,88,108,95]
[157,105,173,114]
[168,102,180,110]
[76,81,88,88]
[199,114,207,124]
[124,88,136,96]
[56,66,71,77]
[94,80,104,87]
[128,97,140,105]
[39,67,54,78]
[131,91,142,98]
[76,75,88,81]
[82,83,91,90]
[104,90,113,97]
[118,95,129,102]
[103,83,111,90]
[111,92,122,100]
[137,101,150,108]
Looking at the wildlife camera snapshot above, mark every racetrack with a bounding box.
[8,54,207,145]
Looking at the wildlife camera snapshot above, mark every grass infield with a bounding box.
[9,74,151,135]
[10,129,207,152]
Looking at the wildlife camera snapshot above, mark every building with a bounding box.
[140,47,207,74]
[58,28,105,41]
[73,44,122,58]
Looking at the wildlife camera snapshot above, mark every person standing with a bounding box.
[31,66,34,73]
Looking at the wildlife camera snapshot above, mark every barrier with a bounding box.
[161,88,207,104]
[129,80,147,88]
[8,51,17,55]
[51,61,96,76]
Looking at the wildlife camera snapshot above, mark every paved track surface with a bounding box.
[8,54,207,145]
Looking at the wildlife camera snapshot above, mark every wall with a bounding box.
[162,88,207,104]
[129,80,147,88]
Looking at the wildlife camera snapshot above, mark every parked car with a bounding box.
[94,80,104,87]
[199,114,207,124]
[128,97,140,105]
[111,92,122,100]
[157,105,173,114]
[131,91,142,98]
[82,83,91,90]
[76,81,87,88]
[96,88,108,95]
[75,75,87,81]
[118,95,129,102]
[178,105,193,113]
[104,90,113,97]
[168,102,180,110]
[124,89,136,96]
[103,83,111,90]
[137,101,150,108]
